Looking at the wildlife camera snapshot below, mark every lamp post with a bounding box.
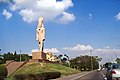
[20,50,21,62]
[116,44,120,63]
[77,60,81,70]
[90,49,93,70]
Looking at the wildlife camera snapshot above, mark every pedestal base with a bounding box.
[32,51,46,60]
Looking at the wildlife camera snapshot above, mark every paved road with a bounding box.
[75,70,107,80]
[54,70,107,80]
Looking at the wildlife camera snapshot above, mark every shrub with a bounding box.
[42,72,61,79]
[14,72,61,80]
[0,64,8,78]
[0,76,4,80]
[25,74,36,80]
[14,74,25,80]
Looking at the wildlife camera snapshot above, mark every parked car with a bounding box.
[97,68,101,72]
[106,63,120,80]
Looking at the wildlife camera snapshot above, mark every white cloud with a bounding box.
[32,48,59,53]
[115,12,120,21]
[95,47,120,54]
[105,46,110,49]
[32,49,39,52]
[2,9,12,19]
[19,9,38,23]
[0,0,3,2]
[62,44,120,64]
[0,0,10,3]
[88,13,92,20]
[57,12,75,24]
[44,48,60,53]
[10,0,75,23]
[63,44,93,52]
[32,44,120,64]
[94,47,120,64]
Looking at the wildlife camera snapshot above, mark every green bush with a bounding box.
[14,72,61,80]
[14,74,25,80]
[0,64,8,78]
[0,76,4,80]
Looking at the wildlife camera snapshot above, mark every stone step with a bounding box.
[6,61,26,76]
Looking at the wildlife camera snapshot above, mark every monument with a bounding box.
[32,17,46,60]
[36,17,45,52]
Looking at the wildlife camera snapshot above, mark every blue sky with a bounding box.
[0,0,120,63]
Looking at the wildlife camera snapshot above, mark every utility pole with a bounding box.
[90,49,93,70]
[116,44,120,63]
[20,50,21,62]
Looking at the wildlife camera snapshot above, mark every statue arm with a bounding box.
[37,22,42,28]
[36,28,39,41]
[43,28,45,41]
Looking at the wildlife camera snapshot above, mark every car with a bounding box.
[97,68,101,72]
[106,63,120,80]
[102,68,105,70]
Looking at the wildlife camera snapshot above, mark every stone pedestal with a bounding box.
[32,51,46,60]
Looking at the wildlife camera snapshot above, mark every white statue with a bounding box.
[36,17,45,52]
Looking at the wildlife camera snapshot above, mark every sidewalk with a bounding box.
[53,71,92,80]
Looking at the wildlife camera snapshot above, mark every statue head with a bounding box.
[38,17,43,23]
[37,17,44,28]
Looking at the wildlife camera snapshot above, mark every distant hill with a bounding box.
[12,62,80,76]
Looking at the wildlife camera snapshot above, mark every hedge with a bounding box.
[14,72,61,80]
[0,76,4,80]
[0,64,8,78]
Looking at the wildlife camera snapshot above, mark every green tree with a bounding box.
[57,54,70,67]
[115,58,120,64]
[0,64,8,77]
[0,55,4,64]
[104,62,112,68]
[70,55,99,71]
[3,52,14,61]
[20,54,31,61]
[57,54,69,62]
[2,52,31,62]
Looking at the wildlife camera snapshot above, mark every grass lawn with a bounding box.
[6,62,80,80]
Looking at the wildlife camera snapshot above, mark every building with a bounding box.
[46,52,57,61]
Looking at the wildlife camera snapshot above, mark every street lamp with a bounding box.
[115,44,120,63]
[90,49,93,70]
[20,50,21,62]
